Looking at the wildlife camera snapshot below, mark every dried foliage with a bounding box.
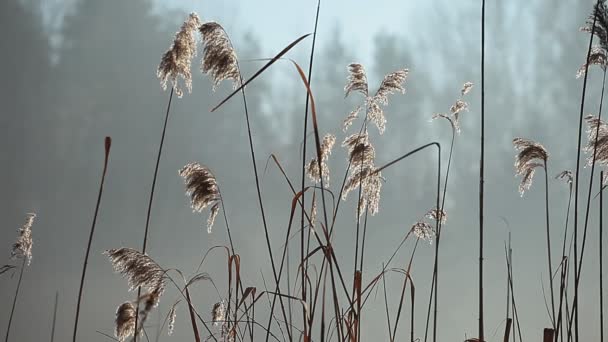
[168,303,178,335]
[432,82,473,134]
[461,81,474,96]
[211,300,227,328]
[115,301,136,342]
[411,222,435,243]
[157,13,201,98]
[307,133,336,185]
[344,63,408,134]
[342,131,384,216]
[555,170,574,185]
[104,248,166,297]
[179,162,222,233]
[513,138,549,196]
[584,115,608,184]
[344,63,369,97]
[11,212,35,266]
[578,2,608,77]
[425,208,448,225]
[343,106,361,132]
[200,22,240,90]
[577,46,607,78]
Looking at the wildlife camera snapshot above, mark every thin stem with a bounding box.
[300,3,321,340]
[572,4,598,339]
[5,257,26,342]
[544,163,556,329]
[600,171,604,342]
[479,0,486,340]
[51,292,58,342]
[135,88,174,342]
[73,137,111,342]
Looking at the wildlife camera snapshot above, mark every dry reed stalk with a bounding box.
[135,13,204,340]
[73,136,111,342]
[5,212,36,342]
[426,82,473,342]
[503,318,512,342]
[300,4,321,339]
[50,291,58,342]
[479,1,486,340]
[513,138,556,328]
[600,171,605,342]
[200,21,294,340]
[572,2,601,338]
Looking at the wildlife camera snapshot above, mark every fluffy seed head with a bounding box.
[411,222,435,243]
[461,82,474,96]
[200,22,240,90]
[104,248,166,296]
[513,138,549,196]
[432,113,460,134]
[343,106,361,132]
[157,13,201,98]
[577,46,608,78]
[345,63,369,97]
[425,208,447,225]
[179,162,221,233]
[584,115,608,184]
[168,304,178,336]
[342,131,375,169]
[582,2,608,52]
[555,170,573,185]
[115,302,136,342]
[11,212,35,266]
[366,68,409,134]
[212,300,226,327]
[307,134,336,186]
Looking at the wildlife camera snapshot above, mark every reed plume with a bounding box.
[104,248,166,297]
[513,138,549,196]
[342,130,384,216]
[432,82,473,135]
[343,106,361,132]
[556,170,574,185]
[584,115,608,184]
[344,63,369,97]
[461,81,474,96]
[179,162,222,233]
[199,22,240,90]
[5,212,36,342]
[168,303,177,335]
[115,302,136,342]
[157,13,201,98]
[11,213,35,265]
[211,300,226,327]
[344,63,408,134]
[425,208,447,225]
[411,222,435,243]
[307,133,336,185]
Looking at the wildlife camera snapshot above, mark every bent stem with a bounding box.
[72,137,112,342]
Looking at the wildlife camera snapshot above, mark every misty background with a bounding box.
[0,0,606,340]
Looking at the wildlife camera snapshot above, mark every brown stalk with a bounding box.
[572,3,599,339]
[72,137,112,342]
